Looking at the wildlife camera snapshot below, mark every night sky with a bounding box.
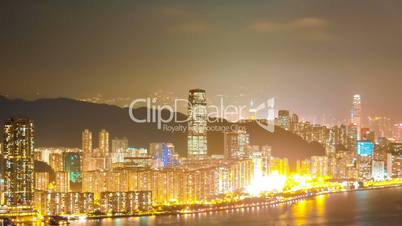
[1,0,401,124]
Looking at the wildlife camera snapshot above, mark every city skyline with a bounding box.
[0,92,400,127]
[0,1,401,224]
[1,0,402,123]
[0,88,400,223]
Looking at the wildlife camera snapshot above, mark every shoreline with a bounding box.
[81,184,402,221]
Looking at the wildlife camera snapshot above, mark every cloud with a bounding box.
[250,21,285,32]
[293,17,328,28]
[249,17,332,41]
[250,17,328,32]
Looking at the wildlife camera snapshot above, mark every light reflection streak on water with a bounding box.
[293,199,307,225]
[314,194,327,224]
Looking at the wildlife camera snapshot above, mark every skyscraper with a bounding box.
[64,152,81,184]
[310,155,328,177]
[347,123,358,152]
[224,130,249,159]
[82,129,92,153]
[351,94,362,139]
[111,137,128,153]
[3,118,35,209]
[290,113,299,132]
[149,143,176,168]
[34,172,49,191]
[99,129,110,154]
[278,110,290,131]
[187,89,208,159]
[248,99,257,120]
[55,171,70,193]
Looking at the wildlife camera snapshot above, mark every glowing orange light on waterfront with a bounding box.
[246,171,287,195]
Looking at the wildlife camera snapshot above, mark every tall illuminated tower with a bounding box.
[278,110,290,131]
[248,99,257,120]
[3,118,34,209]
[98,129,109,154]
[351,94,361,139]
[82,129,92,153]
[187,89,208,159]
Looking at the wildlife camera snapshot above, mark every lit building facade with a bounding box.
[347,124,358,152]
[35,172,49,191]
[55,171,70,193]
[270,157,289,176]
[310,156,328,177]
[63,152,81,184]
[290,113,299,132]
[82,170,108,196]
[224,130,249,159]
[99,129,110,154]
[187,89,208,159]
[3,118,35,209]
[82,159,253,205]
[358,156,372,180]
[296,159,311,175]
[111,137,128,153]
[386,153,401,178]
[49,153,64,172]
[371,160,385,181]
[149,143,176,168]
[100,191,152,214]
[82,129,92,154]
[38,192,94,215]
[351,94,361,139]
[277,110,290,131]
[334,150,358,180]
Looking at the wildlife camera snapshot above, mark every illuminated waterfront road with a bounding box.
[71,187,402,226]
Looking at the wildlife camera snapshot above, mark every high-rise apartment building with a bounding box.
[224,130,249,159]
[278,110,290,131]
[63,152,81,184]
[82,129,92,153]
[99,129,110,154]
[187,89,208,159]
[55,171,70,193]
[347,124,358,152]
[290,113,299,132]
[35,172,49,191]
[351,94,361,139]
[49,153,64,172]
[111,137,129,153]
[310,155,328,177]
[149,143,176,168]
[3,118,35,209]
